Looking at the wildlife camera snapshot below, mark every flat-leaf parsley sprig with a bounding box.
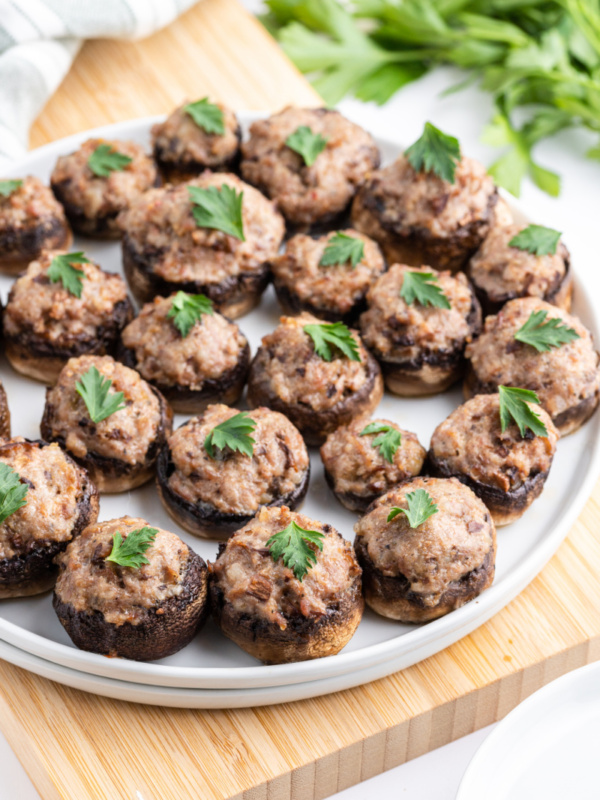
[304,321,361,362]
[285,125,328,166]
[48,252,91,298]
[0,180,23,198]
[87,144,133,177]
[319,232,365,268]
[400,271,451,310]
[204,411,256,459]
[387,488,438,528]
[267,519,325,581]
[105,526,158,569]
[167,291,214,337]
[76,365,126,424]
[360,422,401,464]
[0,463,29,525]
[498,385,548,438]
[405,123,461,183]
[184,98,225,135]
[509,225,562,256]
[514,309,580,353]
[188,184,245,240]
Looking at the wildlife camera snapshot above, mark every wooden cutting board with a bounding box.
[2,0,600,797]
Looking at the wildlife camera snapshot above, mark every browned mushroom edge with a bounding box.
[0,381,11,440]
[0,219,72,274]
[272,279,370,325]
[322,466,381,514]
[153,123,242,184]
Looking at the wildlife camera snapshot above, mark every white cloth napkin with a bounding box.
[0,0,200,167]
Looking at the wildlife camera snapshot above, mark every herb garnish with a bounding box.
[400,270,451,309]
[184,98,225,135]
[0,180,23,198]
[188,184,245,240]
[498,385,548,438]
[167,291,214,337]
[105,526,158,569]
[360,422,401,464]
[405,122,460,183]
[75,365,126,424]
[204,411,256,459]
[304,321,361,362]
[87,144,133,177]
[319,232,365,268]
[267,520,325,581]
[509,225,561,256]
[48,252,91,298]
[0,463,28,525]
[514,309,580,353]
[387,488,438,528]
[285,125,328,166]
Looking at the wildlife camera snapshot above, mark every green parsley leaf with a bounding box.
[266,520,325,582]
[319,232,365,268]
[188,184,245,240]
[405,122,460,183]
[204,411,256,459]
[509,224,562,256]
[47,252,91,298]
[184,98,225,135]
[105,526,158,569]
[87,144,133,178]
[285,125,328,166]
[498,385,548,438]
[0,463,28,525]
[400,271,451,310]
[303,321,361,362]
[75,365,126,424]
[387,488,438,528]
[514,309,580,353]
[0,180,23,198]
[167,291,214,337]
[360,422,402,464]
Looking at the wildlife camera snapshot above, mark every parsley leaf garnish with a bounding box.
[0,463,28,525]
[47,252,91,298]
[319,232,365,268]
[188,184,245,240]
[266,520,325,582]
[509,225,562,256]
[360,422,402,464]
[498,385,548,438]
[304,321,361,362]
[204,411,256,459]
[0,180,23,198]
[400,270,451,309]
[514,309,580,353]
[75,365,126,424]
[87,144,133,177]
[184,98,225,135]
[105,526,158,569]
[405,122,460,183]
[285,125,328,166]
[167,291,214,337]
[387,488,438,528]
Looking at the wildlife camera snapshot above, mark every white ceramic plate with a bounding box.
[457,660,600,799]
[0,114,598,703]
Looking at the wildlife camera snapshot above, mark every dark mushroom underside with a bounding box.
[273,280,369,325]
[0,218,72,273]
[323,466,386,514]
[153,124,242,183]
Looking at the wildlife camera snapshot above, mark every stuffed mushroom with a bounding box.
[0,438,98,599]
[157,404,310,539]
[247,313,384,446]
[3,250,134,384]
[359,264,481,396]
[209,505,363,664]
[41,355,173,493]
[354,476,496,623]
[53,516,208,661]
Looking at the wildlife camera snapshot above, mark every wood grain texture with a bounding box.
[2,0,600,798]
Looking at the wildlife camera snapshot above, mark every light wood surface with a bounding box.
[2,0,600,798]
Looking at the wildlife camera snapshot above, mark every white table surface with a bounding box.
[1,2,599,796]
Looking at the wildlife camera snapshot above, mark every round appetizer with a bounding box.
[118,292,249,413]
[53,516,208,661]
[247,313,383,446]
[3,250,133,384]
[0,176,71,272]
[50,138,158,238]
[157,405,310,539]
[465,297,600,436]
[0,438,98,599]
[0,381,10,440]
[241,106,380,228]
[428,393,559,526]
[209,506,363,664]
[270,229,386,323]
[351,123,498,272]
[468,222,572,315]
[118,172,285,317]
[359,264,481,396]
[321,417,426,513]
[151,98,241,181]
[41,355,173,493]
[354,476,496,623]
